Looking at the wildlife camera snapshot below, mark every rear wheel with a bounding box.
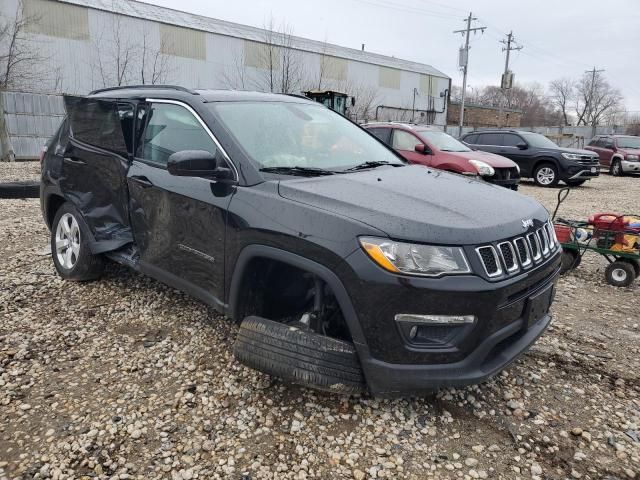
[604,261,636,287]
[621,258,640,277]
[51,202,104,281]
[533,163,559,187]
[234,316,366,394]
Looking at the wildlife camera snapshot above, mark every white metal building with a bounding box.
[1,0,450,125]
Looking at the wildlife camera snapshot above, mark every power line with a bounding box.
[453,12,486,136]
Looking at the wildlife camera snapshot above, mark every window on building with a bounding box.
[138,103,217,166]
[160,24,206,60]
[392,129,419,150]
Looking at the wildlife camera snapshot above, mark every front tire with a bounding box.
[610,159,623,176]
[234,316,366,395]
[533,163,559,187]
[51,202,104,281]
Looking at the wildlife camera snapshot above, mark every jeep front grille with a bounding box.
[476,222,558,278]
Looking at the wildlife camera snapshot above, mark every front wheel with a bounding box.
[51,202,104,281]
[533,163,559,187]
[604,261,636,287]
[610,159,623,176]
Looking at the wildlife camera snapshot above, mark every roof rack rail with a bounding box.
[89,85,199,95]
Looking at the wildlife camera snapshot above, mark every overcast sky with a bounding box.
[145,0,640,111]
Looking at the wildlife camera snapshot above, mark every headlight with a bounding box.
[627,154,639,161]
[561,153,582,160]
[359,237,471,277]
[468,160,495,177]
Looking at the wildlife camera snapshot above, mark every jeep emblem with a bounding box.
[522,219,534,229]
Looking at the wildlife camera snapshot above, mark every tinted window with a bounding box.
[368,127,391,145]
[502,133,524,147]
[587,137,600,147]
[392,129,419,150]
[463,134,478,144]
[65,97,131,156]
[602,137,613,149]
[477,133,503,146]
[139,103,217,166]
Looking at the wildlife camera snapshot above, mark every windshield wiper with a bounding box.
[259,166,335,177]
[343,161,397,172]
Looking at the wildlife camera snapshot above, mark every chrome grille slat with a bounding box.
[477,223,558,278]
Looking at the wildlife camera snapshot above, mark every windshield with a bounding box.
[520,132,559,149]
[418,130,471,152]
[616,136,640,149]
[210,102,404,171]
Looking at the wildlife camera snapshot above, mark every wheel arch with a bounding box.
[532,157,559,172]
[227,244,369,350]
[45,192,66,230]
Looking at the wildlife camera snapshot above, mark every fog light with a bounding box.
[409,325,418,339]
[395,314,476,325]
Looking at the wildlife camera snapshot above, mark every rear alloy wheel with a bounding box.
[610,159,623,176]
[51,202,104,281]
[604,261,636,287]
[234,316,366,395]
[533,163,559,187]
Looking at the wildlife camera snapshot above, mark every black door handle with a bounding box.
[130,175,154,188]
[64,157,86,165]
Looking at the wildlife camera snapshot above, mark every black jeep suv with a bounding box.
[41,86,561,396]
[461,129,600,187]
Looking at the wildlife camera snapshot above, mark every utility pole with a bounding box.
[585,66,605,136]
[498,31,522,127]
[454,12,486,137]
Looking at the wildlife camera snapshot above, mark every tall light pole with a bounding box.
[454,13,485,137]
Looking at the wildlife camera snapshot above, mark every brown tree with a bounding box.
[548,78,574,126]
[575,71,623,131]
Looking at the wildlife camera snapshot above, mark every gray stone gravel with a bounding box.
[1,165,639,479]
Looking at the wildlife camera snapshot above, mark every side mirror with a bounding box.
[415,143,430,154]
[516,142,528,150]
[167,150,224,178]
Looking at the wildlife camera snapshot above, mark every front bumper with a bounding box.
[362,312,551,396]
[568,167,599,180]
[621,160,640,173]
[339,247,560,396]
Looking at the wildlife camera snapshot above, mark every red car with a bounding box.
[365,123,520,190]
[585,134,640,176]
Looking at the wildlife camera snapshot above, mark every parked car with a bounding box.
[41,86,561,396]
[585,134,640,176]
[364,123,520,190]
[461,129,600,187]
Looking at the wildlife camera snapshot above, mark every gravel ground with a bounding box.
[1,164,639,480]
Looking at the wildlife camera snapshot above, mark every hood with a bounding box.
[557,147,598,157]
[278,165,548,245]
[446,149,517,168]
[618,148,640,155]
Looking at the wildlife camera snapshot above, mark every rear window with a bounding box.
[367,127,391,145]
[64,97,133,157]
[477,133,503,146]
[463,134,478,144]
